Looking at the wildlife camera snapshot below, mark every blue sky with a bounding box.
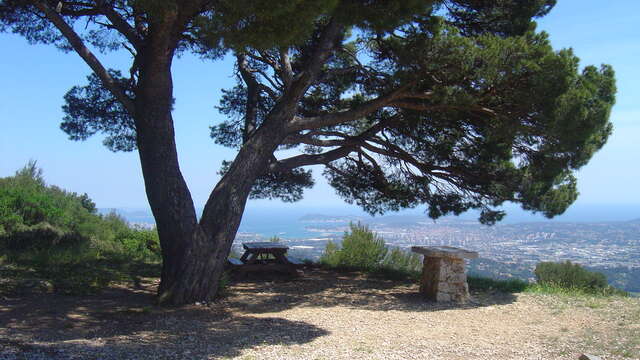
[1,1,639,218]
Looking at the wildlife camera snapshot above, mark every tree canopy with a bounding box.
[224,26,614,224]
[1,0,615,225]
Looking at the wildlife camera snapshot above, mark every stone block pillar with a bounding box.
[411,246,479,303]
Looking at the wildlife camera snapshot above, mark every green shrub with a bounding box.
[534,261,608,290]
[525,281,629,297]
[382,247,422,273]
[533,261,627,296]
[320,222,387,271]
[0,163,162,264]
[319,239,340,267]
[320,222,420,280]
[0,163,165,295]
[0,161,105,235]
[115,226,161,260]
[0,222,88,252]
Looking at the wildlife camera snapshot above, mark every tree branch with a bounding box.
[279,48,293,88]
[281,130,346,145]
[258,83,279,100]
[358,149,389,186]
[59,8,100,16]
[285,134,348,147]
[403,91,434,99]
[34,0,135,115]
[359,137,492,192]
[254,68,283,91]
[245,51,276,69]
[237,53,259,142]
[56,1,142,49]
[286,18,343,102]
[275,118,394,170]
[287,88,406,131]
[98,1,143,50]
[272,145,356,170]
[390,101,497,117]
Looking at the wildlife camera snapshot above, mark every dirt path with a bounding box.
[1,269,638,359]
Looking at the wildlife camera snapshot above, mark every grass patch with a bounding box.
[467,276,529,293]
[525,282,628,297]
[0,253,160,296]
[369,266,420,281]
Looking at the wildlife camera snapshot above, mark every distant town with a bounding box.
[239,214,640,293]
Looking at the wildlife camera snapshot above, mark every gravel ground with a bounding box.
[1,269,638,360]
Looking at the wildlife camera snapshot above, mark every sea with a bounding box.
[102,202,640,239]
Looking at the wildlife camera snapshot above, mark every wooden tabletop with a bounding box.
[242,242,289,251]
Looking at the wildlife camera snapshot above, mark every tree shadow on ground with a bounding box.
[223,267,518,314]
[0,268,519,359]
[0,280,327,359]
[0,259,161,296]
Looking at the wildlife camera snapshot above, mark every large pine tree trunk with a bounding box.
[134,44,287,303]
[146,120,284,305]
[131,16,292,305]
[132,25,227,305]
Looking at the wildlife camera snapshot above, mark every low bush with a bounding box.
[535,261,606,290]
[525,281,629,297]
[1,222,92,252]
[115,225,161,261]
[320,222,387,271]
[533,261,627,296]
[382,247,422,273]
[320,222,420,279]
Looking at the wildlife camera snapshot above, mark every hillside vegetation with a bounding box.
[0,162,160,294]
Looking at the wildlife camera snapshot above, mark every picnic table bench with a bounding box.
[227,242,303,276]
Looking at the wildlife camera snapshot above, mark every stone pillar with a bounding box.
[411,246,479,303]
[420,256,469,303]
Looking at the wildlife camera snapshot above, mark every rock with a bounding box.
[579,354,602,360]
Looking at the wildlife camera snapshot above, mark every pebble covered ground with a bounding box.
[1,269,638,359]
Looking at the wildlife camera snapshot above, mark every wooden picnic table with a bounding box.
[228,242,303,275]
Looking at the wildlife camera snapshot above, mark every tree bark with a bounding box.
[148,118,287,305]
[131,18,225,305]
